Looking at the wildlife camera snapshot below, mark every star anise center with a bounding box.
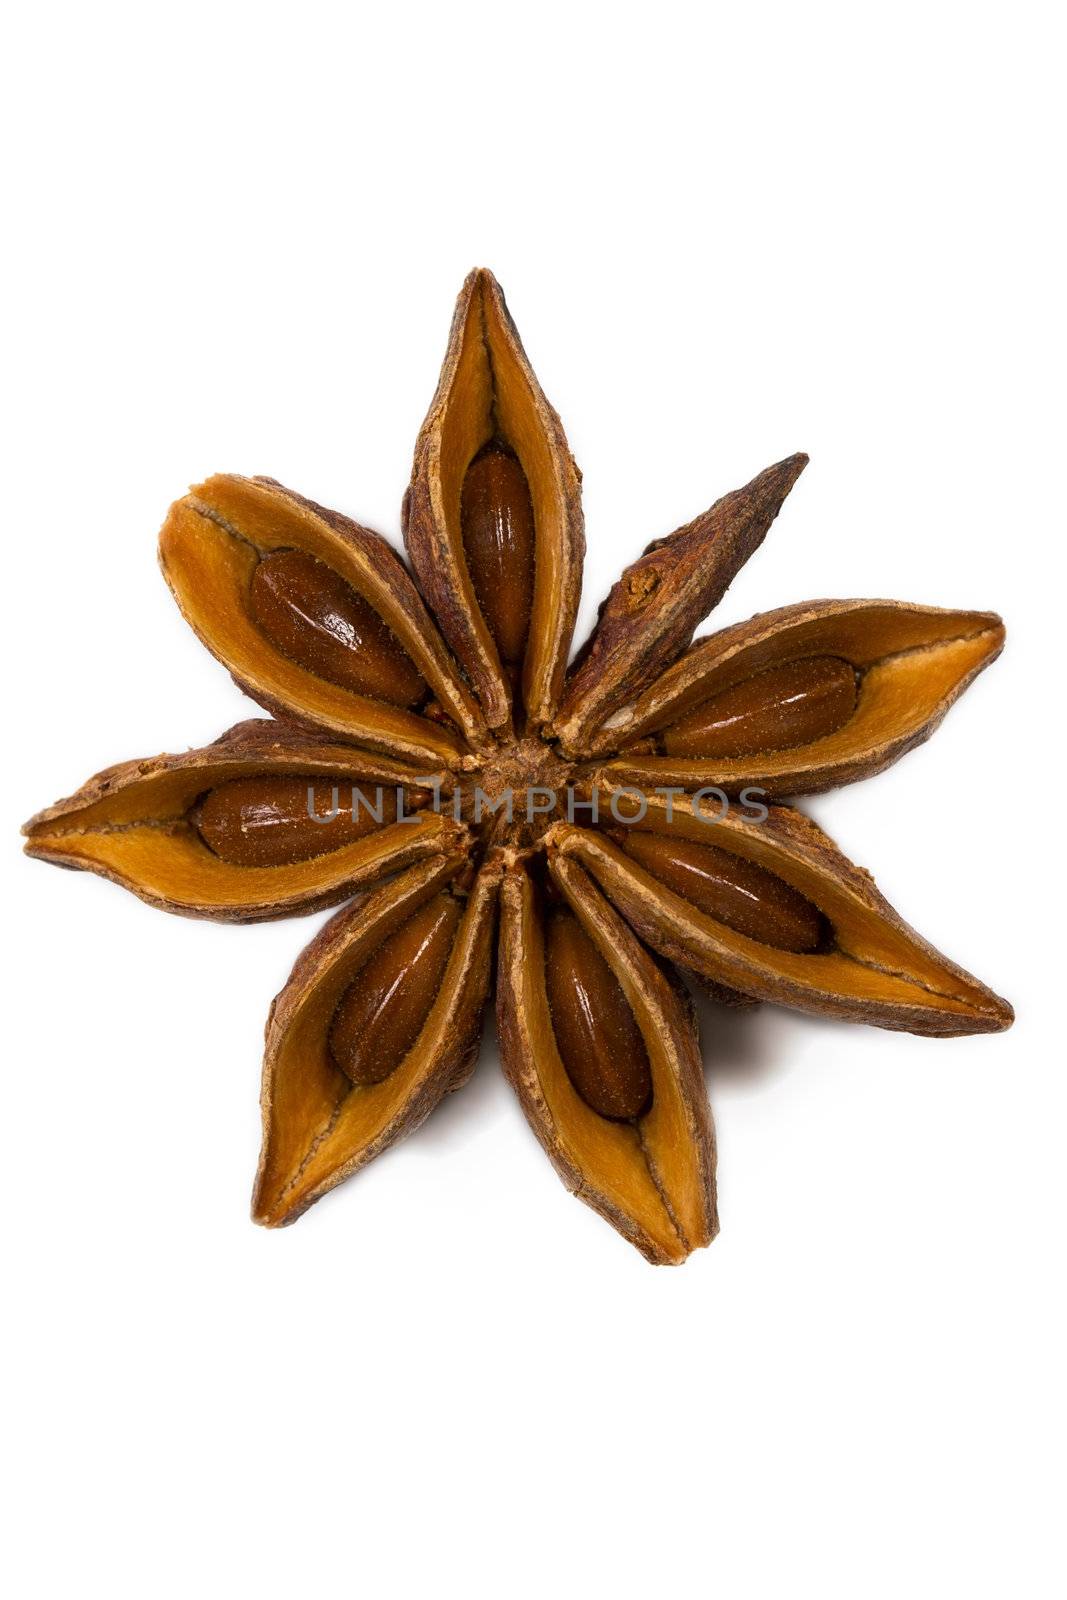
[456,731,589,847]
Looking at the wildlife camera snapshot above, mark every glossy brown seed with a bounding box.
[621,831,829,953]
[662,656,858,758]
[460,442,536,666]
[249,549,426,706]
[192,776,401,867]
[544,908,653,1121]
[329,893,462,1085]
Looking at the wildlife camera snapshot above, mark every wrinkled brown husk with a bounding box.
[550,791,1013,1036]
[594,599,1005,795]
[23,720,459,922]
[159,472,487,765]
[253,850,500,1226]
[552,454,808,754]
[496,852,717,1264]
[405,268,585,735]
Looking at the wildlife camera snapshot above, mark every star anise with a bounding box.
[23,270,1012,1263]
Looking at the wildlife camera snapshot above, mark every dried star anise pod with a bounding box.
[23,269,1012,1264]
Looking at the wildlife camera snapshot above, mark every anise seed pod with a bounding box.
[405,268,585,735]
[160,473,487,766]
[254,848,499,1226]
[497,851,717,1264]
[23,720,455,922]
[554,791,1013,1036]
[591,599,1005,794]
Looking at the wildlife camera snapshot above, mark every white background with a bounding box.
[3,4,1063,1596]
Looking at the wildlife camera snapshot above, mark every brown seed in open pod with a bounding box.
[496,851,717,1265]
[618,829,832,953]
[551,454,808,755]
[22,720,457,922]
[254,849,500,1227]
[159,472,487,767]
[589,599,1005,795]
[404,268,585,735]
[552,791,1013,1036]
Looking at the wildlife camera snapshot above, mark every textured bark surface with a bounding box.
[552,454,808,754]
